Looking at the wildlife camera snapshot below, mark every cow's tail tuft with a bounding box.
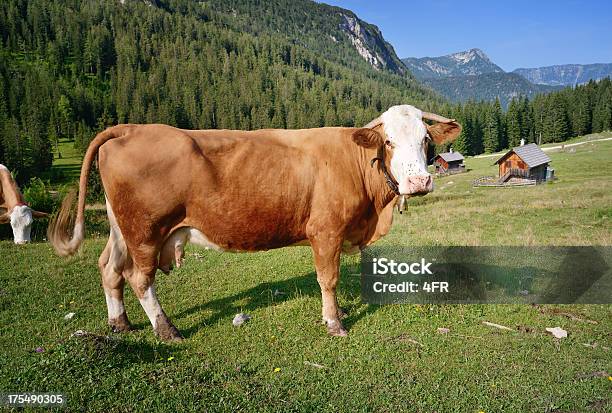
[47,189,82,256]
[48,125,133,256]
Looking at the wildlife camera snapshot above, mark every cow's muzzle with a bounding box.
[399,175,433,196]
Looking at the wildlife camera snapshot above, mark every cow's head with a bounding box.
[0,204,48,244]
[354,105,461,196]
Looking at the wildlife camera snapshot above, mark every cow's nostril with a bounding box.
[399,175,434,196]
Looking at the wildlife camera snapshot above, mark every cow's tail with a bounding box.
[48,125,134,257]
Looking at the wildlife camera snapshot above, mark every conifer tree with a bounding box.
[483,101,501,153]
[520,97,534,142]
[506,98,522,148]
[546,94,570,142]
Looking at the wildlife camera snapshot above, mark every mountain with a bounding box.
[513,63,612,86]
[401,48,503,80]
[402,48,562,107]
[422,72,560,107]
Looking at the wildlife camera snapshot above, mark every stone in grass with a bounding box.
[64,312,76,320]
[232,313,251,327]
[437,327,450,334]
[545,326,568,339]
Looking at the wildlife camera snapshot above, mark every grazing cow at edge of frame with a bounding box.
[48,105,461,341]
[0,164,49,244]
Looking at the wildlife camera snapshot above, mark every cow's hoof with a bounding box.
[155,314,183,342]
[326,321,348,337]
[109,313,132,333]
[163,333,184,343]
[155,325,183,342]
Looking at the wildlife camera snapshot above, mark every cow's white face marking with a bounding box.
[380,105,432,195]
[10,205,34,244]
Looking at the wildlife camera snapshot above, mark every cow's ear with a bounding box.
[352,128,384,149]
[0,208,9,224]
[426,121,462,145]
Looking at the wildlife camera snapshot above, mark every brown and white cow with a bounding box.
[0,164,49,244]
[48,105,460,340]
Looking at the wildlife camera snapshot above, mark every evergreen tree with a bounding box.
[483,101,502,153]
[519,96,533,143]
[571,89,591,136]
[506,98,522,148]
[592,79,612,132]
[0,84,6,163]
[494,98,508,150]
[450,107,469,155]
[545,94,570,142]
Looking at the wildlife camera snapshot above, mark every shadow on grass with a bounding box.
[63,331,184,366]
[171,263,378,338]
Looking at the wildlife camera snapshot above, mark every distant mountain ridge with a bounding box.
[513,63,612,86]
[401,48,503,80]
[401,49,565,107]
[423,72,560,107]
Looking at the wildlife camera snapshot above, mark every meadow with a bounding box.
[0,134,610,412]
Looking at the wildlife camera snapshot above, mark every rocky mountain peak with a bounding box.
[338,11,406,75]
[449,48,491,64]
[401,48,503,80]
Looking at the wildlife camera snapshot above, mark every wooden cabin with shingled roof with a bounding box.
[433,149,465,174]
[494,142,553,183]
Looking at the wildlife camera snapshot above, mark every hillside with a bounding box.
[0,0,440,184]
[513,63,612,86]
[401,48,503,79]
[207,0,408,75]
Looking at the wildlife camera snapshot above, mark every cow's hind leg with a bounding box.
[98,231,132,332]
[309,232,347,337]
[126,250,183,342]
[99,198,133,332]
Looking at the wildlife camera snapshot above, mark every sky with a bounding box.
[318,0,612,71]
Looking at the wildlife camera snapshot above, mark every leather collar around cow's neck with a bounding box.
[370,145,400,196]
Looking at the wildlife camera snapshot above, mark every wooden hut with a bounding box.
[494,143,552,183]
[433,150,465,174]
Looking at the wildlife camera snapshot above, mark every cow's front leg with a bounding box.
[309,233,347,337]
[127,264,183,342]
